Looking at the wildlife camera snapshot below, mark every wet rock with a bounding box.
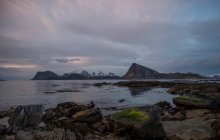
[0,135,15,140]
[93,82,111,87]
[154,101,172,110]
[118,99,126,103]
[186,109,211,119]
[51,84,60,87]
[162,110,186,121]
[168,84,220,95]
[173,95,218,109]
[56,102,88,117]
[71,122,90,136]
[56,89,80,93]
[43,91,57,94]
[72,108,103,124]
[84,133,124,140]
[0,124,7,134]
[42,108,58,124]
[7,105,43,134]
[87,101,95,109]
[92,121,108,133]
[0,108,15,119]
[211,118,220,139]
[15,128,76,140]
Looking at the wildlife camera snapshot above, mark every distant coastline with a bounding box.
[32,63,208,80]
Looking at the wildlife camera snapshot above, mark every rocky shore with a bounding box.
[1,81,220,140]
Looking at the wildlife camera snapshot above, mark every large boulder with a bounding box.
[173,95,217,109]
[7,105,43,134]
[110,107,166,139]
[72,108,103,124]
[42,102,95,124]
[162,114,219,140]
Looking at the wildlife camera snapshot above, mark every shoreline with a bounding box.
[0,80,220,139]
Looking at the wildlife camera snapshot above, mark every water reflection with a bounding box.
[0,80,177,111]
[128,87,152,96]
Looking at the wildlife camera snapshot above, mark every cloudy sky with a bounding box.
[0,0,220,79]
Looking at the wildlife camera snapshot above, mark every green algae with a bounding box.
[113,108,150,124]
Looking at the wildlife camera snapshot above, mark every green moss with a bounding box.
[113,108,150,124]
[177,96,206,104]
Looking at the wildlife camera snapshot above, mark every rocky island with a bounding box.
[123,63,207,79]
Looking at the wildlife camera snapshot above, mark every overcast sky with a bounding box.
[0,0,220,79]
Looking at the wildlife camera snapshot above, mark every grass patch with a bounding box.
[113,108,150,124]
[177,96,206,104]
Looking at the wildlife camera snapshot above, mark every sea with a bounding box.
[0,80,181,115]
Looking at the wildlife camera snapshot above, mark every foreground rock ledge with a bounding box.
[1,101,220,140]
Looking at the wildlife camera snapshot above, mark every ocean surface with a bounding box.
[0,80,178,115]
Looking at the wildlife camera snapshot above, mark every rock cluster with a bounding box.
[1,81,220,140]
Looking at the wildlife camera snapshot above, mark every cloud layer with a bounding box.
[0,0,220,79]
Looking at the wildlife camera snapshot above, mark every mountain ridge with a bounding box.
[123,63,207,79]
[32,63,208,80]
[32,70,121,80]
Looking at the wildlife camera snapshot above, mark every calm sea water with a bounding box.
[0,80,178,115]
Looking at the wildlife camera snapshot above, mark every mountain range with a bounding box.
[32,70,121,80]
[32,63,207,80]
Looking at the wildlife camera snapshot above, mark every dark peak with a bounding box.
[130,63,159,73]
[123,63,159,79]
[32,71,59,80]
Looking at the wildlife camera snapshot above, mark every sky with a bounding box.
[0,0,220,80]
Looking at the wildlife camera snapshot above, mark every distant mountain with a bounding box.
[0,78,5,81]
[208,74,220,80]
[32,70,121,80]
[81,70,91,78]
[123,63,207,79]
[32,71,60,80]
[62,73,86,80]
[123,63,159,79]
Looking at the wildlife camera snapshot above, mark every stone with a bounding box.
[118,99,126,103]
[0,108,15,119]
[162,110,186,121]
[162,115,219,140]
[15,128,76,140]
[185,109,211,119]
[72,108,103,124]
[0,124,7,134]
[7,105,43,134]
[0,135,15,140]
[110,107,166,139]
[154,101,172,110]
[56,102,88,117]
[87,101,95,109]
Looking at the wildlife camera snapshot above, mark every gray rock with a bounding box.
[162,115,219,140]
[162,111,186,121]
[72,108,103,124]
[110,107,166,139]
[0,135,15,140]
[0,124,7,134]
[7,105,43,133]
[0,108,15,119]
[15,128,76,140]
